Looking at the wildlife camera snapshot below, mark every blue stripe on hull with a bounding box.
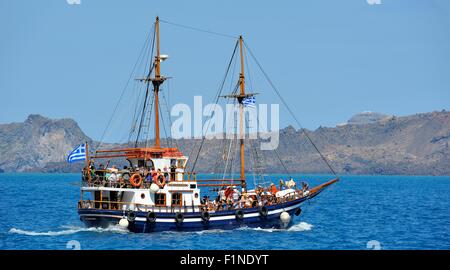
[78,198,306,233]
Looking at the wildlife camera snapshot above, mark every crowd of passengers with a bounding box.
[82,161,177,188]
[201,179,310,211]
[82,161,310,209]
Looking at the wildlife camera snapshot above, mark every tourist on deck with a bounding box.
[270,183,277,195]
[110,165,118,173]
[227,197,234,210]
[286,178,296,189]
[108,169,118,187]
[163,166,169,180]
[221,199,227,210]
[232,188,240,202]
[219,188,226,201]
[257,185,264,196]
[255,186,261,196]
[201,195,207,205]
[233,198,239,209]
[150,168,157,179]
[155,168,162,181]
[224,186,233,199]
[301,181,309,191]
[239,195,246,208]
[208,200,215,211]
[214,197,220,211]
[145,171,152,187]
[245,195,253,208]
[279,179,284,190]
[261,195,268,206]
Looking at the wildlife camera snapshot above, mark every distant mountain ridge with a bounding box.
[0,114,93,172]
[1,111,449,175]
[347,111,392,125]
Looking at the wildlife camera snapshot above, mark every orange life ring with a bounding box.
[153,174,166,188]
[130,173,143,187]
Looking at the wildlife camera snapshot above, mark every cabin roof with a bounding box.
[93,147,184,159]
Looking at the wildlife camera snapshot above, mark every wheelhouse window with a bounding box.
[171,193,182,206]
[155,193,166,206]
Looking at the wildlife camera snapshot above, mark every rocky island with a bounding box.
[1,111,449,175]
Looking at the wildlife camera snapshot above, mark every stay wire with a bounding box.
[159,19,238,40]
[97,24,154,150]
[189,40,239,172]
[243,41,337,176]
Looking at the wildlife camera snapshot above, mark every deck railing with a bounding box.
[78,189,307,213]
[82,170,201,189]
[78,200,203,213]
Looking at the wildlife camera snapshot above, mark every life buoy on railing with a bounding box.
[130,173,143,188]
[153,174,166,188]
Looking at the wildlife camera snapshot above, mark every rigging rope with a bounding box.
[243,41,338,176]
[135,82,151,147]
[158,93,171,148]
[143,91,155,148]
[135,22,157,147]
[161,90,179,149]
[189,40,239,172]
[97,24,154,150]
[159,19,238,40]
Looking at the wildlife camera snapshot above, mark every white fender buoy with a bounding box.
[150,183,160,193]
[280,211,291,223]
[119,218,129,228]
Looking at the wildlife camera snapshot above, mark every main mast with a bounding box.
[152,16,164,148]
[238,35,246,191]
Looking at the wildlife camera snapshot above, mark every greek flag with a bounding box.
[242,96,256,108]
[67,143,86,163]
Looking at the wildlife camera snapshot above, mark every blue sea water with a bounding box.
[0,173,449,250]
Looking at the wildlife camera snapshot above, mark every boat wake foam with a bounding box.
[238,222,313,233]
[195,229,227,235]
[288,222,313,231]
[9,225,128,236]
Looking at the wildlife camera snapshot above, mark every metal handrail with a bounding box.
[77,190,306,212]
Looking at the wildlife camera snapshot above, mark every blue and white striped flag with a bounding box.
[242,96,256,108]
[67,143,86,163]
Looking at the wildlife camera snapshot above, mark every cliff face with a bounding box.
[275,111,450,175]
[0,114,92,172]
[0,111,449,175]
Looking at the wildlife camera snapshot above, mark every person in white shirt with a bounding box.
[219,189,226,201]
[232,188,240,202]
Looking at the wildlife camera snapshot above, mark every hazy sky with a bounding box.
[1,0,450,142]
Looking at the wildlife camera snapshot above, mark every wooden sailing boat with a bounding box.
[77,17,339,232]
